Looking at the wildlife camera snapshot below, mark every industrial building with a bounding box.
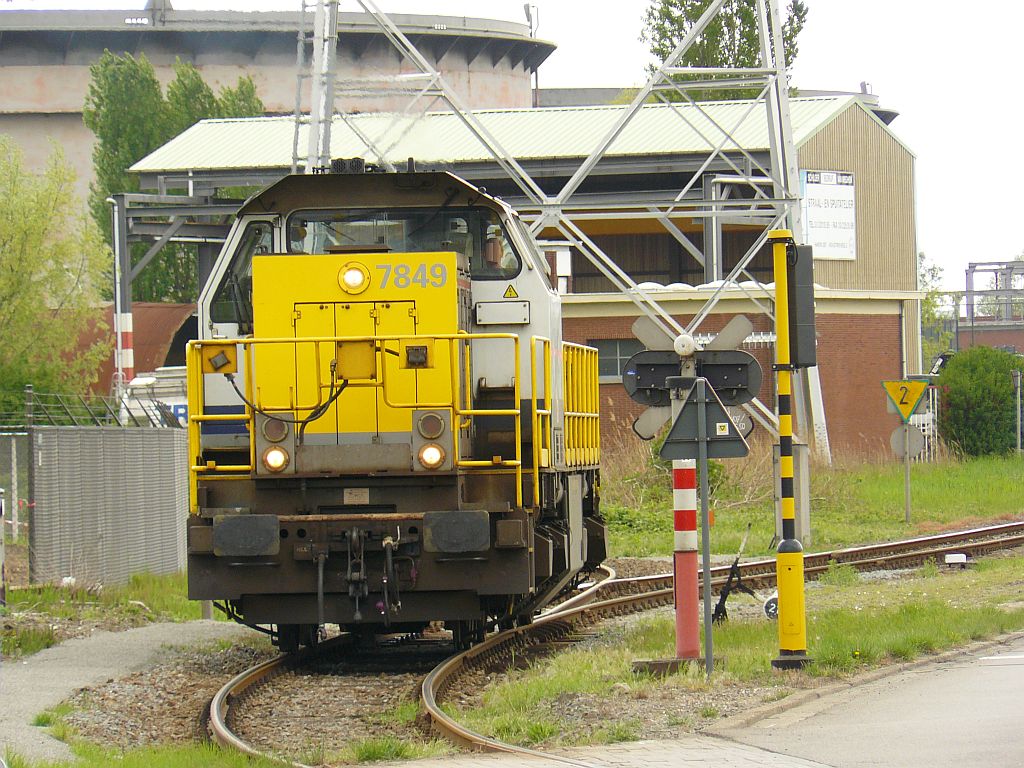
[127,94,919,453]
[0,3,922,453]
[0,2,551,200]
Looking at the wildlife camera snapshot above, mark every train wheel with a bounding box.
[277,623,300,652]
[452,620,485,650]
[277,623,320,652]
[299,623,320,648]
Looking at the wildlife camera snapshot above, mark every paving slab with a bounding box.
[1,620,257,764]
[400,738,831,768]
[713,633,1024,768]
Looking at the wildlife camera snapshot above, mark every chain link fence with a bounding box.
[1,386,188,587]
[28,426,188,585]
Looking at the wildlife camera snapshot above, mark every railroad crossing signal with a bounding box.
[623,314,763,440]
[621,314,761,677]
[882,380,928,423]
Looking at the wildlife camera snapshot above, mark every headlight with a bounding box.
[416,412,445,439]
[339,262,369,294]
[417,443,445,470]
[261,418,289,443]
[262,445,290,472]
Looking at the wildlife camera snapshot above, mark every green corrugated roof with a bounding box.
[131,95,864,174]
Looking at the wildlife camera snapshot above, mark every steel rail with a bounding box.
[421,521,1024,755]
[206,522,1024,764]
[540,564,617,615]
[207,636,351,768]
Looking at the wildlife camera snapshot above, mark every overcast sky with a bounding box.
[5,0,1018,290]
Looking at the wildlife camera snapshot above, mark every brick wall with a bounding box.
[564,311,904,455]
[815,313,904,454]
[957,327,1024,353]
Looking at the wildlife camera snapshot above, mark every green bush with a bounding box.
[938,346,1022,456]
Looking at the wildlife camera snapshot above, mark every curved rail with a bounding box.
[420,520,1024,754]
[207,637,351,768]
[207,521,1024,765]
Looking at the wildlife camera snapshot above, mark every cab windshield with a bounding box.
[287,206,521,280]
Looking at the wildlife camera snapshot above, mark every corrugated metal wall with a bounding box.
[29,426,187,585]
[797,104,917,293]
[798,103,920,373]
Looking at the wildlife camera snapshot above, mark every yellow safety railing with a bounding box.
[562,342,600,467]
[186,332,524,510]
[530,336,553,506]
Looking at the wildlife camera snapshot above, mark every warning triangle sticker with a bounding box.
[503,285,519,299]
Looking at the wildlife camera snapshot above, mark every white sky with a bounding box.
[5,0,1020,289]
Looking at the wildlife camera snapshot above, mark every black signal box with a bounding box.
[788,244,817,369]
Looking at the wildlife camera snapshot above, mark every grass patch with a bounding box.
[818,562,859,587]
[4,743,285,767]
[375,699,421,726]
[3,570,216,658]
[32,703,73,728]
[590,720,641,744]
[452,554,1024,747]
[343,736,449,763]
[7,571,201,623]
[2,624,57,657]
[602,445,1024,558]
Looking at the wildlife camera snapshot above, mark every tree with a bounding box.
[0,139,110,407]
[641,0,808,100]
[919,251,953,370]
[83,53,265,303]
[216,75,265,120]
[82,51,168,242]
[937,346,1022,456]
[165,58,219,138]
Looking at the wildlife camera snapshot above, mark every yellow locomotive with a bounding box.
[186,167,605,650]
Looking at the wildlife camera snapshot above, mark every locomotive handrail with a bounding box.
[562,342,600,467]
[530,336,553,507]
[187,332,526,510]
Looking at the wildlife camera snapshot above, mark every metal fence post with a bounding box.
[25,385,35,584]
[10,436,17,539]
[1,486,6,606]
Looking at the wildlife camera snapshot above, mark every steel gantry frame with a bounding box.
[114,0,831,463]
[305,0,830,459]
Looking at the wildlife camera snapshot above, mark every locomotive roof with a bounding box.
[237,170,505,218]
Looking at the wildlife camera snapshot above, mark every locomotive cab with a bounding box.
[186,169,605,649]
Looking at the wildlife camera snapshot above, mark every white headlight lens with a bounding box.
[338,262,370,294]
[262,446,290,472]
[417,443,445,469]
[343,267,365,289]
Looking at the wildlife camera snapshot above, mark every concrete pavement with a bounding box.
[1,620,256,764]
[713,633,1024,768]
[4,622,1023,767]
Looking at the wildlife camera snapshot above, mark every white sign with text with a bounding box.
[801,170,856,260]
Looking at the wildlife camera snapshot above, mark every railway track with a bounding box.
[207,521,1024,765]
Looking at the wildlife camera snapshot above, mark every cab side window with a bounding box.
[471,212,521,280]
[209,221,273,329]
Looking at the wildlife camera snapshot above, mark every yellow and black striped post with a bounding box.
[769,229,811,670]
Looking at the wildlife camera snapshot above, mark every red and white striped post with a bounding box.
[116,310,135,386]
[672,458,700,659]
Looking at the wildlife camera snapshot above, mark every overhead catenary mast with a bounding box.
[293,0,340,174]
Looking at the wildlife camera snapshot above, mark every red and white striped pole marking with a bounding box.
[672,458,700,659]
[117,311,135,384]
